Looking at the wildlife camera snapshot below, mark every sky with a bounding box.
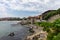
[0,0,60,18]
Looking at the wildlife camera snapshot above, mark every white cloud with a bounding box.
[0,0,60,17]
[0,0,51,11]
[0,0,60,11]
[0,4,8,17]
[0,3,14,17]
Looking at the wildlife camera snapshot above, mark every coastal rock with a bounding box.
[8,32,15,37]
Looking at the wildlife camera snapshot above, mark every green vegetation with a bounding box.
[35,18,60,40]
[35,22,53,32]
[53,33,60,40]
[44,8,60,20]
[34,8,60,40]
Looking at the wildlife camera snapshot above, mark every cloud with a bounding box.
[0,4,8,17]
[0,3,14,17]
[0,0,60,17]
[12,0,60,11]
[0,0,60,11]
[0,0,51,11]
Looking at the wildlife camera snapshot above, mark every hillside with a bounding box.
[42,8,60,22]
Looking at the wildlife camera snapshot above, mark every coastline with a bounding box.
[0,21,30,40]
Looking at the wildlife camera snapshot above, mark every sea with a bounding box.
[0,21,29,40]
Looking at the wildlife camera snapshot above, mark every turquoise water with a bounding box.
[0,21,29,40]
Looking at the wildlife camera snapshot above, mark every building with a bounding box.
[27,15,42,24]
